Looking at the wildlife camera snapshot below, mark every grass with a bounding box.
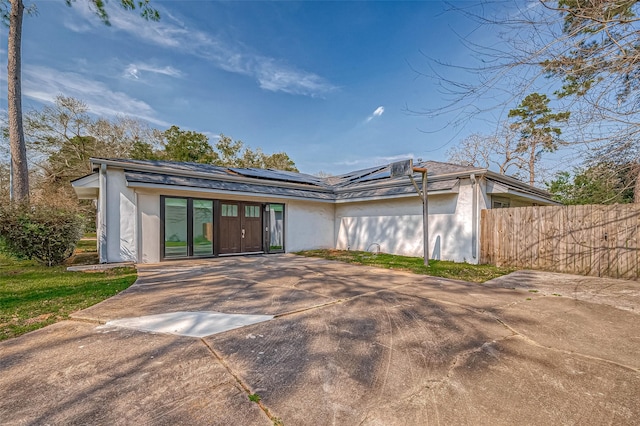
[296,249,515,283]
[0,237,137,341]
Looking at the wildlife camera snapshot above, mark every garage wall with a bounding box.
[335,197,424,257]
[285,200,335,252]
[335,180,480,263]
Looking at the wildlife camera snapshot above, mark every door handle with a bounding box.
[241,229,245,238]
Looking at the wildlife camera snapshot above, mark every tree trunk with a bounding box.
[634,167,640,203]
[529,144,536,186]
[7,0,29,203]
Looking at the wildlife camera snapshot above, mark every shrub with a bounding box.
[0,203,85,266]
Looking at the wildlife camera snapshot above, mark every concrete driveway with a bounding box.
[1,255,639,425]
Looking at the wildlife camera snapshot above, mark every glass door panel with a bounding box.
[268,204,284,252]
[164,198,188,257]
[193,200,214,256]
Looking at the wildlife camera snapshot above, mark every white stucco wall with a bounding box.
[335,197,424,257]
[105,169,137,262]
[335,180,481,263]
[285,200,335,252]
[138,193,161,264]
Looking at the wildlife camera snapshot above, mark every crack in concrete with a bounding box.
[67,316,106,325]
[495,323,640,373]
[274,283,413,319]
[200,337,281,425]
[405,294,640,374]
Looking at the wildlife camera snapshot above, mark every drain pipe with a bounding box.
[98,163,108,263]
[470,174,478,260]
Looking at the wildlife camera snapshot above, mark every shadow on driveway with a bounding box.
[1,255,639,425]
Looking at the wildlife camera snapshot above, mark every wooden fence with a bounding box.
[480,204,640,280]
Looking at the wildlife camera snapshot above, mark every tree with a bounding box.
[162,125,218,164]
[23,95,163,211]
[2,0,159,204]
[447,123,525,177]
[212,134,298,171]
[6,0,28,203]
[424,1,640,200]
[508,93,570,185]
[262,152,297,171]
[547,162,636,204]
[25,95,160,175]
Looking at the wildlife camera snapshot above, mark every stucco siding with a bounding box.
[285,200,335,252]
[335,197,423,256]
[335,181,480,263]
[138,192,161,264]
[105,169,137,262]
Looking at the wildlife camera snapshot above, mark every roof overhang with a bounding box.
[486,179,559,205]
[71,173,99,199]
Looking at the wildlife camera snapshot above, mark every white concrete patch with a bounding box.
[102,311,273,338]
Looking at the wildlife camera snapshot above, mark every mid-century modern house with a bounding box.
[72,158,557,264]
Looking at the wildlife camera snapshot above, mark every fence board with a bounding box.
[481,204,640,280]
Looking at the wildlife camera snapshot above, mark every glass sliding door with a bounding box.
[267,203,285,253]
[162,197,214,259]
[163,197,188,258]
[193,199,214,256]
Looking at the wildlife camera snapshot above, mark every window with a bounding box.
[492,198,510,209]
[163,198,188,257]
[267,203,284,252]
[245,205,260,218]
[162,197,214,258]
[193,200,213,256]
[221,204,238,217]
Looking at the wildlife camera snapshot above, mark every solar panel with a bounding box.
[228,168,326,186]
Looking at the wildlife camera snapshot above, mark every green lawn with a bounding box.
[296,249,515,283]
[0,250,136,341]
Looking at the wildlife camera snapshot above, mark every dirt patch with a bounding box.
[23,313,53,325]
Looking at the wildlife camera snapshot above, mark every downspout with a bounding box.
[470,174,478,260]
[98,163,108,263]
[134,191,140,263]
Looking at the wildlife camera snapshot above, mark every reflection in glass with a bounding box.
[164,198,188,257]
[269,204,284,251]
[193,200,213,256]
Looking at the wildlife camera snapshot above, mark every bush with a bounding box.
[0,203,85,266]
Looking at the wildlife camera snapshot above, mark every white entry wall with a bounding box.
[285,200,335,252]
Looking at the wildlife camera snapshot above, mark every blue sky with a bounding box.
[1,0,532,175]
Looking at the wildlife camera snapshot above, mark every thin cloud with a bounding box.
[365,106,385,122]
[124,63,183,80]
[70,2,337,97]
[21,66,169,127]
[63,20,92,33]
